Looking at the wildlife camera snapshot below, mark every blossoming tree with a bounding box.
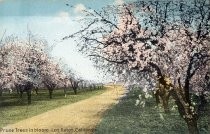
[0,33,70,103]
[64,1,210,133]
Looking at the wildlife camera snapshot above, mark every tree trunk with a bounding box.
[186,119,199,134]
[171,88,199,134]
[73,88,77,95]
[0,90,2,96]
[20,90,23,98]
[155,82,170,113]
[64,88,67,97]
[163,91,171,113]
[35,88,38,95]
[49,89,53,99]
[16,88,20,94]
[154,91,160,106]
[27,90,32,104]
[162,96,170,113]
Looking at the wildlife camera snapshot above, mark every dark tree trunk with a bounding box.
[20,90,24,98]
[154,91,160,106]
[162,95,170,113]
[151,61,199,133]
[184,81,190,104]
[171,88,199,134]
[16,88,20,94]
[49,89,53,99]
[156,78,171,113]
[186,119,199,134]
[64,88,67,97]
[70,80,78,95]
[164,90,171,113]
[73,88,77,95]
[26,90,32,104]
[35,88,38,95]
[0,90,2,96]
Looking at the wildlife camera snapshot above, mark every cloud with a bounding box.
[57,11,70,18]
[115,0,124,5]
[54,11,70,23]
[74,4,86,13]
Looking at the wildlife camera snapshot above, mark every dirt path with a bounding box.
[1,85,125,134]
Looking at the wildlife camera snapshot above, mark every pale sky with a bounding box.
[0,0,134,82]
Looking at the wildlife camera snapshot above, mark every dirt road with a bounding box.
[1,85,125,134]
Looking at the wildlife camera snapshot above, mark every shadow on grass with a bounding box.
[95,89,209,134]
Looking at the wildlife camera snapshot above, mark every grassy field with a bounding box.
[0,88,105,128]
[95,89,209,134]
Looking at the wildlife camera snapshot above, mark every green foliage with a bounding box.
[95,89,209,134]
[0,88,105,128]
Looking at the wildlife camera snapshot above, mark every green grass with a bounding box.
[0,88,105,128]
[95,89,209,134]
